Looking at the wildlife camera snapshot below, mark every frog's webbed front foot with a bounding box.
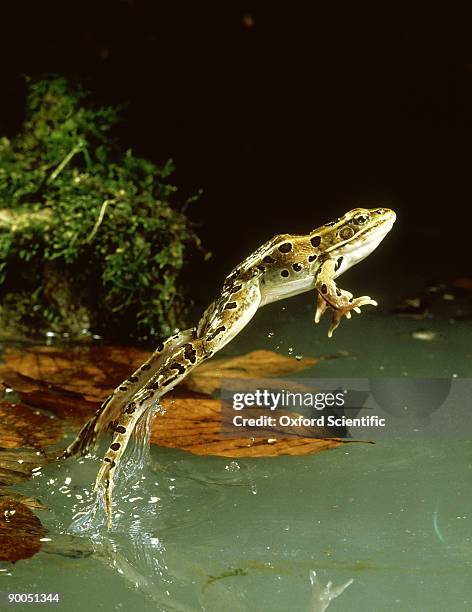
[314,259,377,337]
[316,292,378,337]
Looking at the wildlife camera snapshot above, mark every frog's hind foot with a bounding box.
[94,390,156,528]
[94,415,138,529]
[95,452,117,529]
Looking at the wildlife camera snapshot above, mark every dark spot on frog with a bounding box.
[128,376,138,383]
[156,342,165,352]
[163,375,179,386]
[263,255,276,264]
[115,425,126,434]
[231,285,242,294]
[281,269,289,277]
[224,302,238,310]
[292,263,302,272]
[141,363,151,371]
[110,442,121,451]
[119,386,127,392]
[150,381,160,390]
[340,227,355,240]
[321,284,327,294]
[349,297,354,302]
[125,402,136,414]
[335,257,343,272]
[207,326,226,342]
[278,242,292,253]
[336,288,342,296]
[139,391,154,405]
[311,236,321,247]
[184,343,197,364]
[308,254,317,262]
[225,268,241,285]
[170,362,186,374]
[257,265,266,272]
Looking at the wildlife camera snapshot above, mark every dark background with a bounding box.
[1,2,471,299]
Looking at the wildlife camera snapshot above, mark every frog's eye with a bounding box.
[353,213,370,225]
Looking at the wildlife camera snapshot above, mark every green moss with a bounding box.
[0,77,205,339]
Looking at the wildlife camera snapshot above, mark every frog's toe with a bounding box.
[327,310,343,337]
[95,457,116,528]
[314,294,329,323]
[353,296,378,309]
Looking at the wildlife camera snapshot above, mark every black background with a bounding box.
[1,2,470,296]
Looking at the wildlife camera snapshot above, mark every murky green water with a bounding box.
[2,278,472,611]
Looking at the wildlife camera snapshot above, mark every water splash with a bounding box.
[68,401,162,535]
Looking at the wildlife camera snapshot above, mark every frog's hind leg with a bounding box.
[98,277,262,528]
[59,328,196,459]
[96,339,208,528]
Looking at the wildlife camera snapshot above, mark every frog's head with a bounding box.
[323,207,396,272]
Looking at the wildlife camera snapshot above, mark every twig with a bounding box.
[85,199,113,243]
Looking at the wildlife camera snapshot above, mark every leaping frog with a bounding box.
[62,207,396,527]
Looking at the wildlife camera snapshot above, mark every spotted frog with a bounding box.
[63,206,396,527]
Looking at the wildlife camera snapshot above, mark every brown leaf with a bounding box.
[183,350,321,395]
[154,397,344,457]
[0,489,47,510]
[0,448,50,486]
[0,344,345,459]
[13,389,97,425]
[452,277,472,291]
[0,498,47,562]
[0,344,149,402]
[0,400,63,449]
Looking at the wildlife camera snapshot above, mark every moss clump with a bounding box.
[0,77,204,339]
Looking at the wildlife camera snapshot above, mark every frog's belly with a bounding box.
[260,276,315,306]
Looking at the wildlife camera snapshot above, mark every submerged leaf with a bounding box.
[0,448,50,486]
[0,345,148,401]
[0,400,63,449]
[0,498,47,562]
[0,489,47,510]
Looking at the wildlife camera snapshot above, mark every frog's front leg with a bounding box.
[314,258,378,337]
